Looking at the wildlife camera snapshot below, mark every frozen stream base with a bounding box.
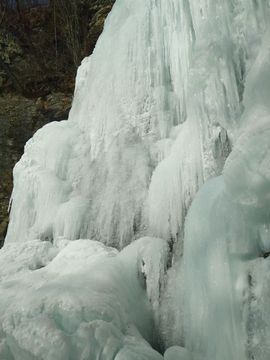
[0,237,191,359]
[0,237,184,360]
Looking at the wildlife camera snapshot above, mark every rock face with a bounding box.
[0,0,115,246]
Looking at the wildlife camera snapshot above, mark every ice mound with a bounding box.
[0,237,168,360]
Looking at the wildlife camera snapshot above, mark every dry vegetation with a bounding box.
[0,0,114,97]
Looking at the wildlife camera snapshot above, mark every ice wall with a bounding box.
[182,17,270,360]
[3,0,270,359]
[183,115,270,360]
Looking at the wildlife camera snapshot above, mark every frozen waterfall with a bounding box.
[1,0,270,359]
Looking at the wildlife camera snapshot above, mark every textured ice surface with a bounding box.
[3,0,270,359]
[183,24,270,359]
[0,237,167,360]
[164,346,191,360]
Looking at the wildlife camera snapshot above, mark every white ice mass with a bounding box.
[2,0,270,359]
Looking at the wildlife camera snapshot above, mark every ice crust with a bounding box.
[164,346,191,360]
[0,238,167,360]
[3,0,270,359]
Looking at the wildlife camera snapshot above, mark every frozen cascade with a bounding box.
[2,0,270,359]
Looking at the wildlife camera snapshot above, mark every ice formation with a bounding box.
[0,238,168,359]
[2,0,270,359]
